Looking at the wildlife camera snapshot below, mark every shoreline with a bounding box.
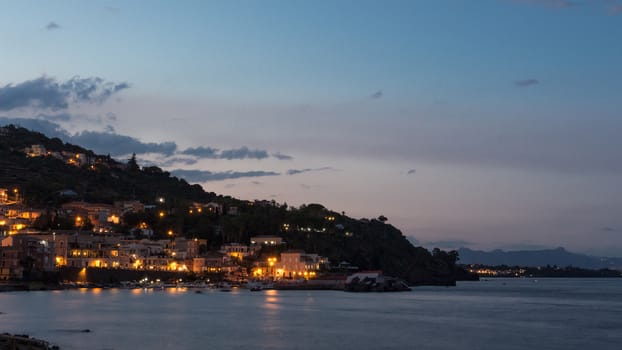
[0,333,59,350]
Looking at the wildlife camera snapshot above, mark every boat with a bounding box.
[249,285,262,292]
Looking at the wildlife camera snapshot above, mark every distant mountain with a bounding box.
[458,247,622,270]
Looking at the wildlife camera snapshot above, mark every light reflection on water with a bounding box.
[0,278,621,350]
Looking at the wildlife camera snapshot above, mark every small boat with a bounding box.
[249,286,262,292]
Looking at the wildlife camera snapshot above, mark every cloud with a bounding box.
[180,146,219,158]
[601,227,618,232]
[272,152,294,160]
[61,77,129,104]
[0,116,289,163]
[157,157,199,167]
[0,117,68,138]
[220,146,269,160]
[170,169,280,182]
[35,113,72,122]
[370,90,383,99]
[514,78,540,87]
[0,76,129,111]
[511,0,575,9]
[103,6,121,13]
[251,181,263,185]
[287,167,334,175]
[0,117,178,157]
[70,130,177,156]
[610,4,622,14]
[407,169,416,175]
[45,22,61,30]
[181,146,288,160]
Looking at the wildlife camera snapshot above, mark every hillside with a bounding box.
[0,124,474,285]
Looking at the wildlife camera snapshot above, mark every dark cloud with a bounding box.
[611,4,622,14]
[158,157,199,167]
[181,146,285,160]
[180,146,219,158]
[601,227,617,232]
[272,152,294,160]
[61,77,130,104]
[0,117,290,163]
[45,22,61,30]
[220,146,269,160]
[287,167,334,175]
[70,130,177,156]
[170,169,280,182]
[370,90,383,99]
[0,76,129,111]
[0,117,69,139]
[0,77,71,111]
[407,169,416,175]
[0,117,177,157]
[514,79,540,87]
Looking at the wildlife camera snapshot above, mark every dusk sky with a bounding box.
[1,0,621,256]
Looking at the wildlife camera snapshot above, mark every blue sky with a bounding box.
[1,0,622,256]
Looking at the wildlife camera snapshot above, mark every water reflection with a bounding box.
[263,289,280,310]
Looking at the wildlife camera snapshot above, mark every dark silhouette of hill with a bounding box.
[458,247,622,269]
[0,124,476,285]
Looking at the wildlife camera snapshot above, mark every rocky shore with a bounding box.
[0,333,59,350]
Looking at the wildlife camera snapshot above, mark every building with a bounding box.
[253,250,330,280]
[0,234,56,280]
[250,235,284,246]
[219,243,254,260]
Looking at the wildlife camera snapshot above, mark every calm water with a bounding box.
[1,278,621,350]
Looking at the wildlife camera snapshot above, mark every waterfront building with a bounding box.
[0,234,56,279]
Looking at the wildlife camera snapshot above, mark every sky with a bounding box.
[1,0,621,256]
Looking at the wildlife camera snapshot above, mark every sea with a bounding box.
[1,278,621,350]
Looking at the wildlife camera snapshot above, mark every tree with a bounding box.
[127,153,140,172]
